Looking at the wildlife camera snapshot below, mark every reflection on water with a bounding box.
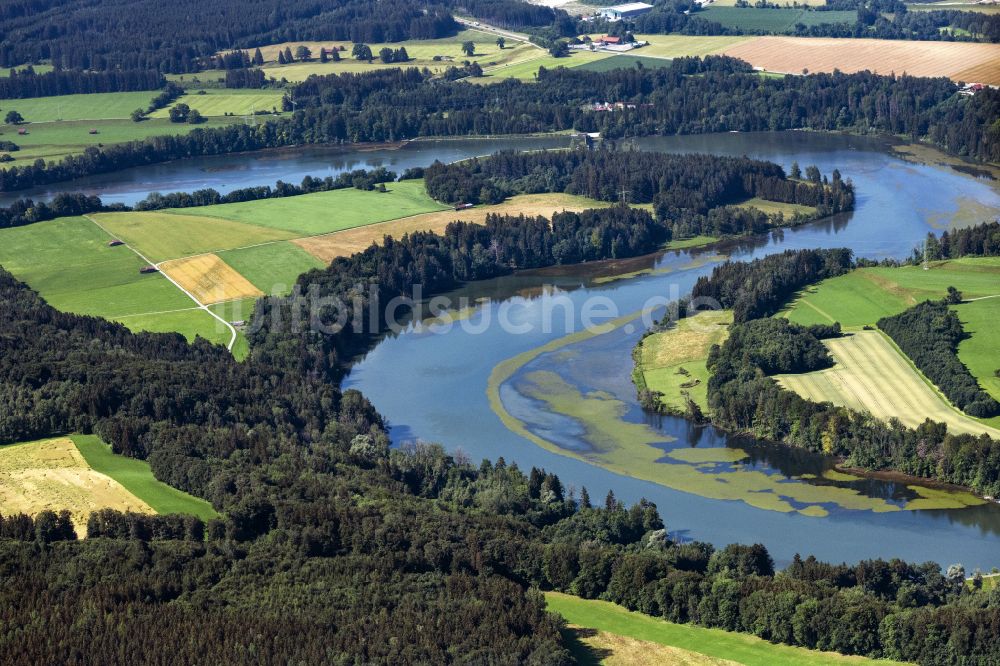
[345,132,1000,568]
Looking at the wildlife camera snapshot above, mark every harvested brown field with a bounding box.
[160,253,264,305]
[294,193,616,263]
[722,36,1000,84]
[0,438,153,535]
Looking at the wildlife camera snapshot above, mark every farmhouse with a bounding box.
[598,2,653,21]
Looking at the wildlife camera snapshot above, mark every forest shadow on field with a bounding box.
[559,626,612,665]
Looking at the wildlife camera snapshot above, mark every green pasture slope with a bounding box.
[782,257,1000,414]
[545,592,907,666]
[0,216,228,345]
[170,179,449,236]
[72,435,217,519]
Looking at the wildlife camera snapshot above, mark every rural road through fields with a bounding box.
[83,214,238,351]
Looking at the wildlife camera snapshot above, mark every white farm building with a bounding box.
[597,2,654,20]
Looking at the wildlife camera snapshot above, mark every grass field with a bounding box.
[636,310,733,413]
[572,54,675,72]
[909,2,1000,13]
[1,91,160,122]
[148,89,287,119]
[1,115,242,166]
[736,197,817,217]
[91,210,294,262]
[173,180,448,236]
[0,215,235,345]
[546,592,907,666]
[260,30,538,81]
[0,437,154,535]
[159,253,264,304]
[776,330,1000,437]
[780,258,1000,431]
[216,242,324,295]
[700,7,855,31]
[294,192,615,262]
[0,64,55,77]
[72,435,216,519]
[480,50,612,81]
[720,36,1000,84]
[632,35,753,59]
[0,216,192,317]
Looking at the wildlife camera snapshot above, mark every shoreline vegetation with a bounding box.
[632,229,1000,504]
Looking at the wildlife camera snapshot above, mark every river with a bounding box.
[13,130,1000,568]
[342,132,1000,569]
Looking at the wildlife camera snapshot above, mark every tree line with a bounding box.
[0,67,165,99]
[3,59,996,192]
[919,220,1000,263]
[879,299,1000,417]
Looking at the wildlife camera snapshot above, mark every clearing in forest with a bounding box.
[635,310,733,413]
[159,253,264,304]
[0,438,153,535]
[721,36,1000,84]
[775,330,1000,438]
[545,591,908,666]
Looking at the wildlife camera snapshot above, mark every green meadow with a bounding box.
[92,210,294,262]
[0,216,191,316]
[737,197,817,217]
[481,50,611,81]
[781,257,1000,428]
[573,54,674,72]
[1,91,159,122]
[0,215,231,345]
[217,241,324,295]
[1,115,242,166]
[171,180,448,236]
[545,592,908,666]
[72,434,217,519]
[148,88,287,119]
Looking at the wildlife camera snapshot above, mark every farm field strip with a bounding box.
[776,330,1000,438]
[159,253,264,304]
[0,437,154,536]
[721,36,1000,84]
[84,214,238,349]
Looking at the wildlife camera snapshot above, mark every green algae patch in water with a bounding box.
[499,361,904,516]
[904,485,988,511]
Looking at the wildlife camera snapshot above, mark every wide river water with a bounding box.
[15,132,1000,568]
[342,132,1000,569]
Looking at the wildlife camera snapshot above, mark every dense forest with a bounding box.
[879,300,1000,417]
[3,246,1000,662]
[615,0,1000,42]
[0,0,458,72]
[3,59,996,192]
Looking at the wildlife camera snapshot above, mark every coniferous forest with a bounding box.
[2,61,998,191]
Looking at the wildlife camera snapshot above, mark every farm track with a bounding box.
[83,215,238,350]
